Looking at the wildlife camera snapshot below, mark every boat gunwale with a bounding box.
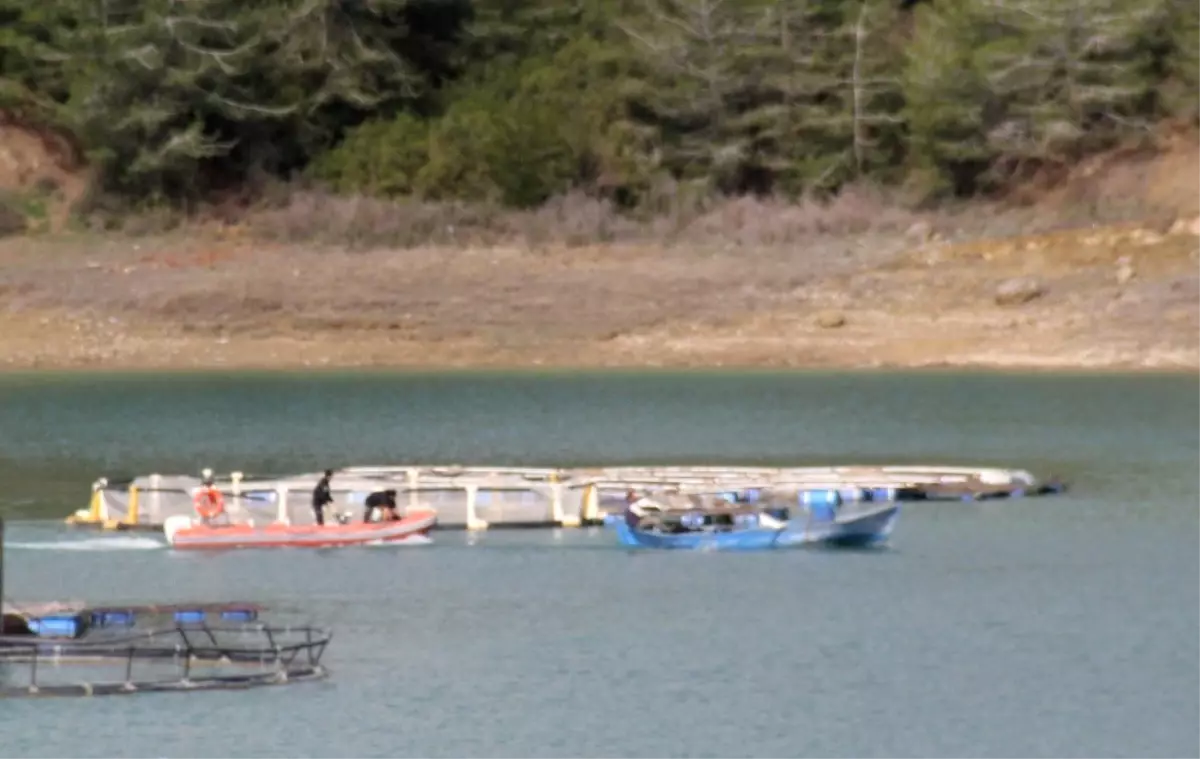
[166,510,437,549]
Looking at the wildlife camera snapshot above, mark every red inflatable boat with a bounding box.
[163,509,437,550]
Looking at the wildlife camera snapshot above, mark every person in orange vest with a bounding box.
[193,469,228,525]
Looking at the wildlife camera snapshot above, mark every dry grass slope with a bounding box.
[0,124,1195,371]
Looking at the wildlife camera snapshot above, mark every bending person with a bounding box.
[363,489,400,523]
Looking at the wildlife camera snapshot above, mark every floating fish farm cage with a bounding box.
[67,463,1068,533]
[0,616,330,698]
[1,518,332,699]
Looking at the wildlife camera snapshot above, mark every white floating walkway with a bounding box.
[66,463,1064,532]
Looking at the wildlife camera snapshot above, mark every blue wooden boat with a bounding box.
[611,517,788,550]
[776,502,900,548]
[608,499,899,551]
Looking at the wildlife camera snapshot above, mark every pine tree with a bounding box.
[618,0,770,192]
[1147,0,1200,120]
[0,2,76,121]
[902,0,995,196]
[904,0,1162,195]
[751,0,907,195]
[971,0,1159,179]
[57,0,457,198]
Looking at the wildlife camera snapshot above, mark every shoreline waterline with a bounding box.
[0,359,1196,377]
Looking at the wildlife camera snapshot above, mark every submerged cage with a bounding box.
[0,622,331,698]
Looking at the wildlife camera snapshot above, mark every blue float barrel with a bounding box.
[799,489,839,506]
[91,610,135,627]
[800,489,839,521]
[28,614,84,638]
[174,609,206,624]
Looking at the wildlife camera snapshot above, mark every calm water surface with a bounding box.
[0,371,1196,758]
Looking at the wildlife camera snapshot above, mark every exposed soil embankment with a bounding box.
[0,125,1196,373]
[0,216,1195,372]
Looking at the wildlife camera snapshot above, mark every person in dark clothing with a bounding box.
[312,469,334,526]
[363,489,399,523]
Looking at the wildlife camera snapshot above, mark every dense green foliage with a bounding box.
[1,0,1195,209]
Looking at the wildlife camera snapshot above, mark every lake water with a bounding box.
[0,371,1196,758]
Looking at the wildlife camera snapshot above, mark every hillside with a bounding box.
[0,123,1195,372]
[0,0,1195,371]
[0,0,1196,211]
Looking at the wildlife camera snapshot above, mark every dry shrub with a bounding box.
[500,191,644,247]
[119,207,184,236]
[249,188,644,250]
[277,181,1166,255]
[673,185,925,247]
[250,191,511,250]
[0,195,27,237]
[232,150,1200,253]
[243,183,937,252]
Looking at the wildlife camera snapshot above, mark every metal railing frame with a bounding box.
[0,622,331,694]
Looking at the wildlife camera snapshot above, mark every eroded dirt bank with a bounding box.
[0,215,1195,373]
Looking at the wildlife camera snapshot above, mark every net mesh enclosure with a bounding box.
[0,622,331,698]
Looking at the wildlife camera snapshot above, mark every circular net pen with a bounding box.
[0,622,331,698]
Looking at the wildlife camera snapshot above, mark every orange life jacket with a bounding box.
[193,487,226,520]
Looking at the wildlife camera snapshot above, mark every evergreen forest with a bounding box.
[1,0,1196,213]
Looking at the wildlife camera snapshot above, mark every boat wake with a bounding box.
[7,536,165,551]
[364,534,433,547]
